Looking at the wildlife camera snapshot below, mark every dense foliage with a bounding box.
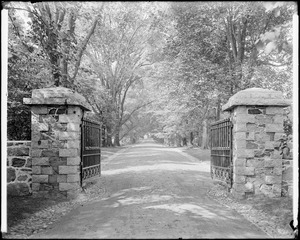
[147,1,295,147]
[6,2,295,146]
[7,6,52,140]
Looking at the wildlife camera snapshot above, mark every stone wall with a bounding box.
[7,141,32,196]
[230,105,286,198]
[222,88,292,199]
[30,105,82,199]
[23,87,91,199]
[5,87,95,199]
[281,134,293,197]
[281,106,293,197]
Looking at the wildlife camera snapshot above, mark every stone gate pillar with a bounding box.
[222,88,291,199]
[24,87,91,199]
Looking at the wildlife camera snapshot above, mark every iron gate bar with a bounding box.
[82,153,101,157]
[212,166,231,169]
[81,118,101,185]
[211,154,231,157]
[85,147,101,150]
[210,118,233,188]
[211,147,231,150]
[83,164,101,169]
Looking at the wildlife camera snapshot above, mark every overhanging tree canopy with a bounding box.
[6,1,295,146]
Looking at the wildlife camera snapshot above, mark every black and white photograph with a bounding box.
[1,1,298,239]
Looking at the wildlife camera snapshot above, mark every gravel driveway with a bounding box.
[31,140,269,239]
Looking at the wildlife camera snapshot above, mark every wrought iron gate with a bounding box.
[210,118,233,188]
[81,118,101,185]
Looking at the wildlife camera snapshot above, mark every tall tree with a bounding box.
[7,5,52,140]
[83,2,166,146]
[151,1,294,148]
[24,2,105,87]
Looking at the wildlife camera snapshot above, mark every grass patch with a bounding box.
[182,147,210,162]
[101,145,129,160]
[6,195,68,228]
[6,146,128,230]
[183,147,294,238]
[241,194,293,232]
[101,146,128,154]
[208,184,294,238]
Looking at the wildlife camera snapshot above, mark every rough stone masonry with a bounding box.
[222,88,291,199]
[23,87,91,199]
[7,141,32,196]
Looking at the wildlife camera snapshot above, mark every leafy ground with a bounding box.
[6,196,68,230]
[208,183,294,238]
[4,146,128,237]
[240,194,293,235]
[183,146,295,238]
[4,145,295,238]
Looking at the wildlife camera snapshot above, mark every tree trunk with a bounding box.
[170,135,175,146]
[190,132,194,145]
[176,134,182,147]
[182,137,187,146]
[197,131,201,147]
[192,131,198,147]
[130,135,136,144]
[201,120,208,149]
[106,125,113,147]
[113,120,121,146]
[167,138,171,146]
[114,132,120,146]
[216,97,221,121]
[101,126,106,147]
[53,70,61,87]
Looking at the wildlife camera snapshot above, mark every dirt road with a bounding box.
[32,140,269,239]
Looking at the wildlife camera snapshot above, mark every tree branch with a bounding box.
[118,23,145,78]
[226,16,237,61]
[71,2,105,81]
[257,60,289,67]
[120,124,137,141]
[71,16,100,81]
[121,100,155,126]
[8,13,34,53]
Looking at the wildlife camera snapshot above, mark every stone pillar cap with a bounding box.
[222,87,291,111]
[23,87,92,111]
